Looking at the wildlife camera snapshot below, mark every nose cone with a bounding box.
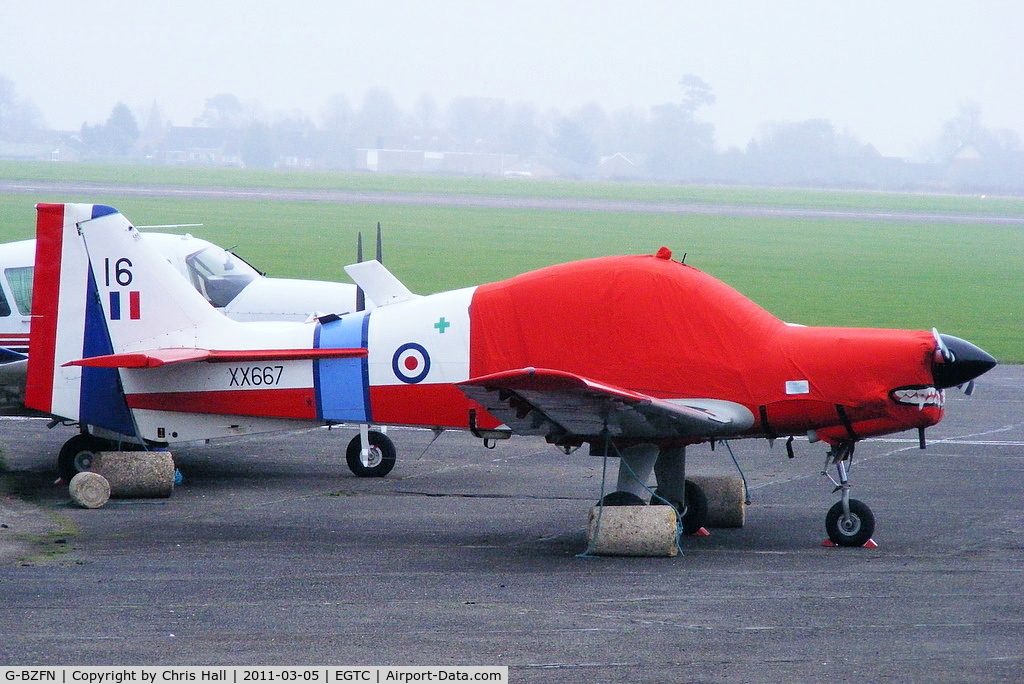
[933,334,997,389]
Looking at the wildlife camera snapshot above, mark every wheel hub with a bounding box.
[74,451,95,472]
[363,447,382,468]
[839,514,861,535]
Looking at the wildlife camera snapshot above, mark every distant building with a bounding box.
[501,159,558,178]
[357,149,427,173]
[158,127,243,166]
[356,148,519,176]
[0,131,81,162]
[596,153,642,180]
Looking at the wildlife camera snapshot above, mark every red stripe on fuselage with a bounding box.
[129,290,141,319]
[126,388,318,419]
[369,383,501,429]
[24,204,65,412]
[0,334,30,354]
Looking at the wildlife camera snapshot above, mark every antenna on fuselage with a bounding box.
[376,221,383,263]
[354,222,383,313]
[355,231,365,312]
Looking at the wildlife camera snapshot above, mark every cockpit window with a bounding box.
[184,246,260,308]
[4,266,33,315]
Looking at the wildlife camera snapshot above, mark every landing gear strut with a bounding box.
[598,443,709,534]
[822,441,875,547]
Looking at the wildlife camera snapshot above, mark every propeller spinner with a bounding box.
[931,328,996,392]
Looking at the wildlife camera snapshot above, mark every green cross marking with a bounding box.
[434,317,451,334]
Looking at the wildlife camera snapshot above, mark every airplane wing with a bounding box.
[457,367,754,444]
[63,347,367,369]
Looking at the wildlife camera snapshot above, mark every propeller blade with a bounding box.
[932,327,952,362]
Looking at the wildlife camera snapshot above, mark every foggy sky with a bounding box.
[2,1,1021,157]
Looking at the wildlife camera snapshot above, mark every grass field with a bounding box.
[1,162,1021,362]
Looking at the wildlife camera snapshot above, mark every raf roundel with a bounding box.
[392,343,431,384]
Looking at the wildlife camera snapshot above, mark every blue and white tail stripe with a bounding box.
[26,203,137,435]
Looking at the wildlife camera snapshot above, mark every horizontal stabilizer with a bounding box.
[343,260,417,307]
[458,367,753,443]
[64,347,367,369]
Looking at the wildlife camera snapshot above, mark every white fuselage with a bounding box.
[0,232,361,354]
[0,232,360,413]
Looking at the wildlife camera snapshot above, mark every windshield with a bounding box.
[185,246,260,308]
[4,266,33,315]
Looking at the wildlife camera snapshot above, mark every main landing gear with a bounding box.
[57,426,399,482]
[56,433,138,482]
[57,434,105,482]
[597,444,709,535]
[822,441,875,547]
[345,427,396,478]
[56,430,159,483]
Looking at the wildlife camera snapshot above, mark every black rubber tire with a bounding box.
[56,434,108,482]
[825,498,875,547]
[599,491,647,506]
[651,479,709,535]
[345,431,396,478]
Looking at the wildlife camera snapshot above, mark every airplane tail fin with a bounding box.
[25,203,232,434]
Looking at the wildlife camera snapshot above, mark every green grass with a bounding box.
[1,166,1021,362]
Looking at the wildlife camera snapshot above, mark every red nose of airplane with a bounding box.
[932,332,997,390]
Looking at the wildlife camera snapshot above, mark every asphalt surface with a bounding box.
[3,179,1024,226]
[1,365,1022,682]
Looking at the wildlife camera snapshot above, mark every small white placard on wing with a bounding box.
[785,380,810,395]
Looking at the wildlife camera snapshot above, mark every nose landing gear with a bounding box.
[822,441,876,547]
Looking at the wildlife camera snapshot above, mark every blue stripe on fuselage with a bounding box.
[314,311,371,422]
[79,267,137,436]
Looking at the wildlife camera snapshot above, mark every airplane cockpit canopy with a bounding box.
[183,244,261,308]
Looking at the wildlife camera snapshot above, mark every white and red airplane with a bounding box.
[0,229,363,355]
[0,224,378,445]
[25,203,996,546]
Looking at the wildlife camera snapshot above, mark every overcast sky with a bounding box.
[2,1,1021,157]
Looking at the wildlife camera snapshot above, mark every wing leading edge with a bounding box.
[457,367,754,445]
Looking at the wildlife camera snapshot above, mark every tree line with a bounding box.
[2,74,1022,193]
